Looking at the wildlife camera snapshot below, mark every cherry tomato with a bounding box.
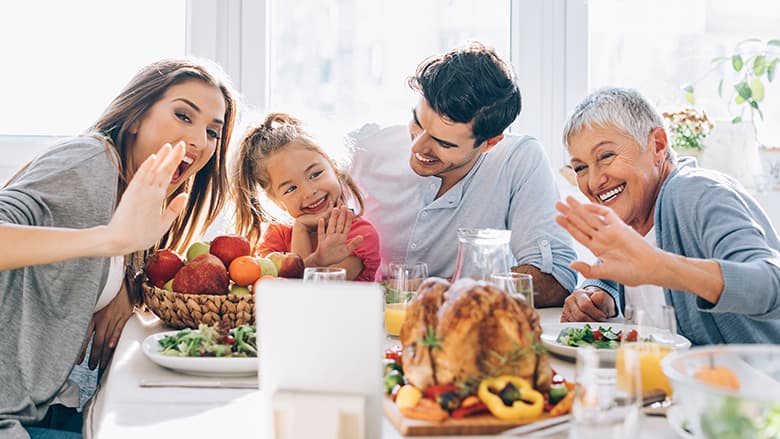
[385,346,403,367]
[592,330,603,341]
[223,335,235,345]
[625,329,638,342]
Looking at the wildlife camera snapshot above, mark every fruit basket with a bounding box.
[142,282,255,330]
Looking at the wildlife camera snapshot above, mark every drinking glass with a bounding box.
[621,304,677,398]
[571,346,641,439]
[490,272,534,307]
[383,262,428,337]
[302,267,347,282]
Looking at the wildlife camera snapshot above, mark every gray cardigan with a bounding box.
[0,137,117,438]
[584,158,780,346]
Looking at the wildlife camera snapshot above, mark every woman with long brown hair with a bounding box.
[0,58,237,438]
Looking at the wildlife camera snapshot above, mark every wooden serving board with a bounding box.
[383,398,562,436]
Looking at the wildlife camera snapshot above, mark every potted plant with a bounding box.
[683,38,779,125]
[679,38,778,187]
[662,108,713,162]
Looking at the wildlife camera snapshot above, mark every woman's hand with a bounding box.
[106,142,189,254]
[560,287,616,322]
[555,196,662,286]
[77,281,135,370]
[308,206,364,267]
[0,143,188,271]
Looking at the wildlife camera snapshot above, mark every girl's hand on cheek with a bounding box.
[311,206,363,266]
[294,212,321,229]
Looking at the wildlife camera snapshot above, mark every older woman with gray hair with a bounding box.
[555,86,780,345]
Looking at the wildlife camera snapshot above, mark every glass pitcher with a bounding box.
[451,228,512,281]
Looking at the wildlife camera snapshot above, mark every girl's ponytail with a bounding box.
[231,125,273,250]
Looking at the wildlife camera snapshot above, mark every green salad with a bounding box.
[556,323,632,349]
[700,396,780,439]
[157,324,257,358]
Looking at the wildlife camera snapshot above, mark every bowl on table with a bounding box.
[662,344,780,438]
[142,282,254,329]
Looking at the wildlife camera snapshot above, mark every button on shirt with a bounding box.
[348,124,577,291]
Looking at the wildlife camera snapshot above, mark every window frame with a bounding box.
[1,0,585,177]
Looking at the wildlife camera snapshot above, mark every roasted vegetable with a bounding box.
[478,376,544,420]
[384,370,406,394]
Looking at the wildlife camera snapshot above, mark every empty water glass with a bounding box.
[571,346,641,439]
[490,272,534,307]
[302,267,346,282]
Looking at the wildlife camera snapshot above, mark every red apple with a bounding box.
[144,249,185,288]
[172,254,229,295]
[209,234,251,267]
[266,251,305,279]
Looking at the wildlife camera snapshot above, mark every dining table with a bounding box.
[85,307,681,438]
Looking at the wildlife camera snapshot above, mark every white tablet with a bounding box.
[256,279,384,438]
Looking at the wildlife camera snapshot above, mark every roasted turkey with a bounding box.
[400,277,551,393]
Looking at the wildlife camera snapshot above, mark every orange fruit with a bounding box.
[694,365,740,391]
[228,255,262,286]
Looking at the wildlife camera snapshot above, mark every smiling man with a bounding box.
[349,42,576,306]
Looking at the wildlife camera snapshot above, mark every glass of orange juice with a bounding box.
[383,262,428,337]
[621,304,677,398]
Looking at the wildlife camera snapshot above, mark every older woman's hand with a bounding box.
[560,287,616,322]
[555,196,662,287]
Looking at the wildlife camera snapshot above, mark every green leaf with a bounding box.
[735,94,746,104]
[753,55,767,76]
[768,58,778,82]
[750,101,764,120]
[732,116,743,123]
[710,56,728,63]
[685,92,695,105]
[750,79,765,102]
[718,79,724,98]
[732,55,744,72]
[735,81,752,100]
[768,39,780,47]
[683,84,694,94]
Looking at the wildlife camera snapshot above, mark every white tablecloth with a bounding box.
[86,309,678,438]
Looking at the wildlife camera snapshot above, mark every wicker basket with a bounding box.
[142,282,255,329]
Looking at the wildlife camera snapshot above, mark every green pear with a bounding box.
[230,284,252,296]
[186,241,210,262]
[163,278,174,291]
[256,257,278,277]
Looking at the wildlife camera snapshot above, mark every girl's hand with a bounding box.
[295,198,345,230]
[294,212,323,230]
[555,196,662,286]
[107,142,189,254]
[310,206,364,267]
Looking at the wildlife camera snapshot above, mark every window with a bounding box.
[267,0,511,129]
[0,0,186,136]
[588,0,780,147]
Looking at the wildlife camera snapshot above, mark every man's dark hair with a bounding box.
[408,41,521,147]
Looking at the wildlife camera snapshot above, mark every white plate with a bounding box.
[142,331,258,377]
[667,406,694,439]
[540,322,691,360]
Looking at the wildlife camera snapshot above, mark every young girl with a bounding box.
[0,58,237,439]
[232,113,380,281]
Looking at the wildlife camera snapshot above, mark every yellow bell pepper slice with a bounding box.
[477,375,544,420]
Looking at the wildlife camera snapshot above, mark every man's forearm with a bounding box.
[511,265,568,307]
